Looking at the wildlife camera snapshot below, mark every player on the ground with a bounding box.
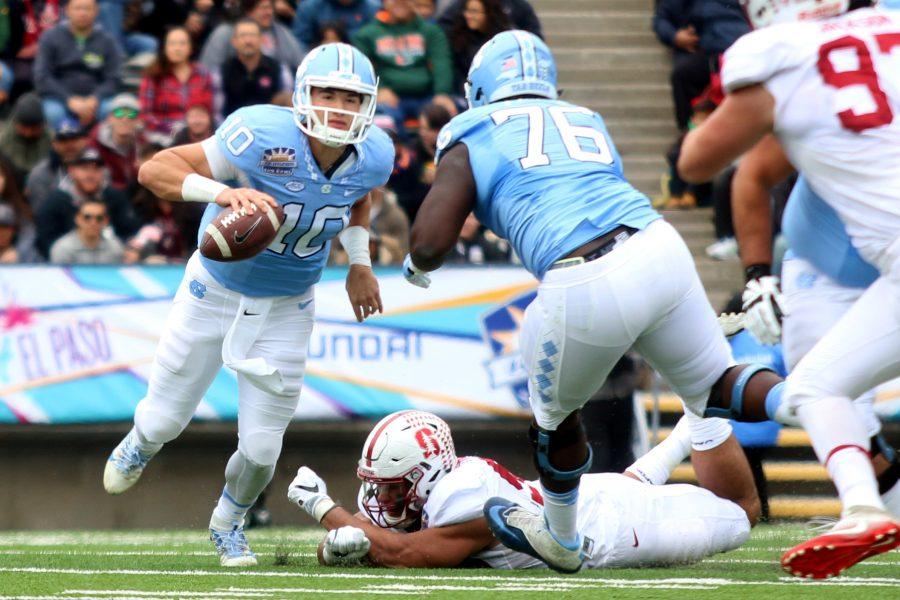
[679,0,900,578]
[396,30,789,574]
[101,43,394,567]
[730,136,900,517]
[286,410,756,569]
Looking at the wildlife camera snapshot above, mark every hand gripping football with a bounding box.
[200,204,285,262]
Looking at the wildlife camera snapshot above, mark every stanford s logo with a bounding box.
[415,427,440,458]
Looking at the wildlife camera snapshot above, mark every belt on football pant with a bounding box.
[549,225,639,271]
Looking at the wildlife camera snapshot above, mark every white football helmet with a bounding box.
[292,43,378,147]
[740,0,869,28]
[357,410,458,529]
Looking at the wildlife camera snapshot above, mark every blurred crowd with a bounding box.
[0,0,540,266]
[652,0,793,264]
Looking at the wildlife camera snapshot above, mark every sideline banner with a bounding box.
[0,265,538,424]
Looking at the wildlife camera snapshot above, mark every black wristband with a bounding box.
[744,264,771,283]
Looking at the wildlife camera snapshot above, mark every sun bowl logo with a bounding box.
[259,147,297,176]
[479,289,537,409]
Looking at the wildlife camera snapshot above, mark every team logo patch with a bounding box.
[479,289,537,409]
[498,57,519,81]
[321,184,332,194]
[189,280,206,299]
[259,147,297,176]
[285,180,305,192]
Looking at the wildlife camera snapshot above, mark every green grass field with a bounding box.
[0,524,897,599]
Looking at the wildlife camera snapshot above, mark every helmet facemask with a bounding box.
[357,467,428,531]
[293,76,378,148]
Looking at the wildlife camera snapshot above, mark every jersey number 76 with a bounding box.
[490,105,615,169]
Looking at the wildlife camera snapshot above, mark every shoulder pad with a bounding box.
[434,106,493,164]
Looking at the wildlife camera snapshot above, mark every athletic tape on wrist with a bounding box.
[182,173,229,203]
[312,497,336,522]
[339,226,372,267]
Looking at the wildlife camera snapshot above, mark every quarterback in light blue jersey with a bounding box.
[403,30,788,573]
[102,43,394,567]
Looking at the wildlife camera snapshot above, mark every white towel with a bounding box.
[222,296,285,395]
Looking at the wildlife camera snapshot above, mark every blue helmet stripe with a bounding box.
[337,44,353,74]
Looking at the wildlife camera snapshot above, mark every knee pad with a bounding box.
[529,424,593,482]
[238,431,284,467]
[134,400,190,444]
[224,450,276,506]
[704,364,776,420]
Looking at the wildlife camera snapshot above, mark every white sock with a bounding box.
[211,488,253,529]
[626,415,691,484]
[541,486,580,548]
[685,411,733,451]
[798,397,884,511]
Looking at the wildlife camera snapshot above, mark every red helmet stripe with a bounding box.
[365,410,412,467]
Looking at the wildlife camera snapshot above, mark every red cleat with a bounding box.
[781,506,900,579]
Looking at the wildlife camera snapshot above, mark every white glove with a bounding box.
[403,254,432,289]
[741,275,787,346]
[287,466,335,522]
[321,526,371,566]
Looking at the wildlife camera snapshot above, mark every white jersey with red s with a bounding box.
[722,7,900,270]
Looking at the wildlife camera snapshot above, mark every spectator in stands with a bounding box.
[89,93,145,191]
[135,0,228,50]
[201,0,304,74]
[220,17,292,117]
[139,25,216,146]
[653,0,749,131]
[0,92,50,184]
[446,212,510,264]
[441,0,511,96]
[0,156,38,262]
[97,0,158,57]
[369,186,409,262]
[49,197,125,263]
[438,0,541,39]
[36,147,138,258]
[170,102,214,145]
[312,20,351,47]
[127,144,202,263]
[34,0,122,130]
[6,0,62,101]
[353,0,456,131]
[292,0,379,49]
[413,0,437,22]
[0,5,14,112]
[25,117,87,213]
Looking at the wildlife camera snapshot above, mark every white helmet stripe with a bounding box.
[513,30,538,82]
[337,43,353,74]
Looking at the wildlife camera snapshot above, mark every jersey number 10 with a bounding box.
[491,105,615,169]
[818,33,900,132]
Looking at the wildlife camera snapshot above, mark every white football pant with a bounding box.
[520,219,733,431]
[781,256,880,436]
[134,252,314,468]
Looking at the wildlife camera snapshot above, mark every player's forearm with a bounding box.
[732,167,775,270]
[138,149,210,202]
[319,507,424,568]
[348,194,372,229]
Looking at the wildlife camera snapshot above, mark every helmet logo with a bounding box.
[415,427,440,459]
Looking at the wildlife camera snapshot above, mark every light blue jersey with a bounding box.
[435,99,660,279]
[199,105,394,296]
[782,176,879,289]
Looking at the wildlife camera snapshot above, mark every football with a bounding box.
[199,204,285,262]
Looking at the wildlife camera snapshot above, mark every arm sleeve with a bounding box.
[33,33,70,101]
[426,26,454,96]
[94,38,123,99]
[201,136,243,182]
[652,0,681,48]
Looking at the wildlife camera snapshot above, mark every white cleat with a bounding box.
[103,430,156,494]
[210,525,258,567]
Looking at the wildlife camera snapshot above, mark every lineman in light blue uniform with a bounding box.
[403,30,780,572]
[103,43,394,567]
